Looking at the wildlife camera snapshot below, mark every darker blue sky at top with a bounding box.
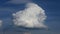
[0,0,60,32]
[0,0,60,19]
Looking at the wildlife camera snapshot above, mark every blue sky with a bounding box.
[0,0,60,34]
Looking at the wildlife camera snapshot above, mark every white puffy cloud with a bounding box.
[0,20,2,27]
[12,3,47,28]
[7,0,32,4]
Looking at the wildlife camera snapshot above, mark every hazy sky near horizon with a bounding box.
[0,0,60,34]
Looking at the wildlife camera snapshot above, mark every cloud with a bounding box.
[7,0,32,4]
[12,3,47,28]
[0,20,2,27]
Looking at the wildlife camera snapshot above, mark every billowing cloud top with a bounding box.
[12,3,47,28]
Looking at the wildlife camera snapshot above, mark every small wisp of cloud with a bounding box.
[0,20,2,27]
[7,0,32,4]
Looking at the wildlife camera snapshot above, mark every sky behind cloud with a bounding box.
[0,0,60,34]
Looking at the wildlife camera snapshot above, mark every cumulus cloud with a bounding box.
[12,3,47,28]
[7,0,32,4]
[0,20,2,27]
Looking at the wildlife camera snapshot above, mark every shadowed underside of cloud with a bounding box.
[12,3,47,28]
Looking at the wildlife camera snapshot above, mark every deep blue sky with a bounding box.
[0,0,60,34]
